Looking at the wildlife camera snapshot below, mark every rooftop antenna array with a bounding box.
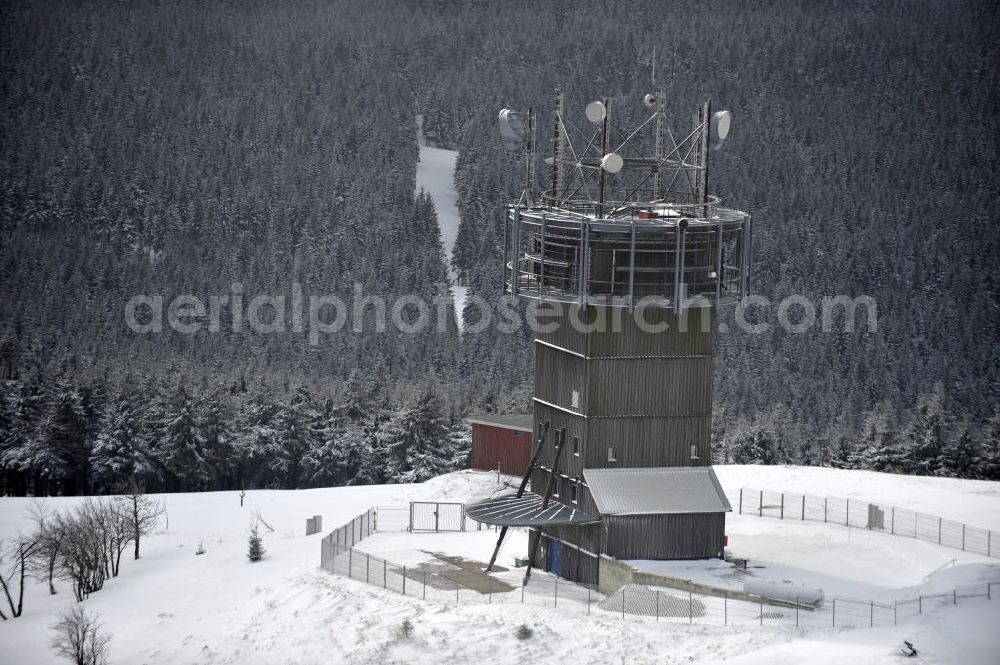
[498,88,750,312]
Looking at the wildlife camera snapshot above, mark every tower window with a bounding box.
[570,481,578,504]
[572,436,580,456]
[607,447,617,462]
[691,444,700,460]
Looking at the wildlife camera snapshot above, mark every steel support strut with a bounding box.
[523,428,568,585]
[485,421,550,572]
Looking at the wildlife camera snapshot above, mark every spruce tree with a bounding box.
[382,383,453,483]
[90,393,155,491]
[247,525,265,562]
[905,385,949,476]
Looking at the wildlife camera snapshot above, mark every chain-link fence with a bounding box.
[319,505,999,629]
[735,487,999,559]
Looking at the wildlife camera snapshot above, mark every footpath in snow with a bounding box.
[415,115,468,328]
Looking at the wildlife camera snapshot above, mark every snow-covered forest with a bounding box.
[1,0,998,494]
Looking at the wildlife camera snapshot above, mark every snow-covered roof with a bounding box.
[583,467,732,515]
[466,413,533,432]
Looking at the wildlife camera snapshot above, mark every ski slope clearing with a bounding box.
[415,115,467,326]
[0,467,997,664]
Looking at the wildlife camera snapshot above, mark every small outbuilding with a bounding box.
[467,413,534,476]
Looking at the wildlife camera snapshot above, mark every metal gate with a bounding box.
[409,502,465,532]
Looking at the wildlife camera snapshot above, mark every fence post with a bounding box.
[953,589,956,605]
[402,566,406,595]
[739,488,743,514]
[348,547,353,578]
[801,495,806,521]
[521,582,525,603]
[893,600,897,625]
[554,577,558,608]
[989,582,993,600]
[408,502,413,532]
[780,493,784,519]
[869,600,873,627]
[724,593,728,626]
[759,490,763,517]
[759,597,763,625]
[962,524,966,551]
[938,517,942,544]
[918,595,922,614]
[891,507,895,535]
[824,498,828,523]
[795,597,799,628]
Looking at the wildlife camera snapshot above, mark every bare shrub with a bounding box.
[50,604,110,665]
[0,534,40,619]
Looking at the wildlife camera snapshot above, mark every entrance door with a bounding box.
[546,537,563,576]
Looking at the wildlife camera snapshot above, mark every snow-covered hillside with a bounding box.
[0,466,997,664]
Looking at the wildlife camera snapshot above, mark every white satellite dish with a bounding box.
[600,152,623,174]
[710,110,732,150]
[585,101,606,124]
[498,109,529,149]
[643,93,657,108]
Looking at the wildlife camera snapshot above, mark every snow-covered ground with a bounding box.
[1,466,998,664]
[415,115,468,327]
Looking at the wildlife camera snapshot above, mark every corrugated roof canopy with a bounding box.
[466,493,597,527]
[583,467,732,516]
[466,413,534,432]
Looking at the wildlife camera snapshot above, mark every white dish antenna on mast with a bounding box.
[498,109,530,150]
[710,110,733,150]
[585,100,607,123]
[600,152,624,174]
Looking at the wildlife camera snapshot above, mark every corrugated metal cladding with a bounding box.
[586,416,712,468]
[586,357,712,417]
[534,344,587,413]
[534,305,714,359]
[470,423,532,475]
[604,513,726,560]
[529,528,601,586]
[532,402,586,476]
[588,307,714,358]
[582,467,732,515]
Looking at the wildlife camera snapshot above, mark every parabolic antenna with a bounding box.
[710,110,732,150]
[498,109,529,150]
[585,100,606,123]
[600,152,624,174]
[643,93,657,108]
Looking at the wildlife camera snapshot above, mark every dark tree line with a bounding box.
[0,373,470,496]
[1,0,998,486]
[714,386,1000,481]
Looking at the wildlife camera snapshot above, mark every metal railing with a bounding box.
[735,487,999,559]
